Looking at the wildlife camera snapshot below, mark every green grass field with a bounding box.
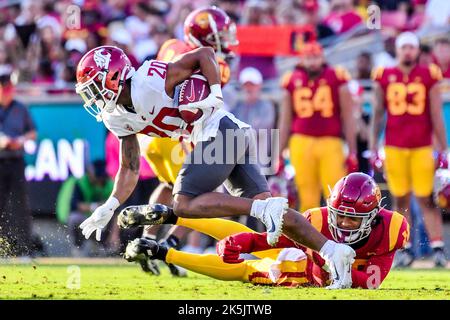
[0,259,449,300]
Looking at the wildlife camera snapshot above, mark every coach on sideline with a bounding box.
[0,66,36,257]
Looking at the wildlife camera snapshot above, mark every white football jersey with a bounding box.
[102,59,249,144]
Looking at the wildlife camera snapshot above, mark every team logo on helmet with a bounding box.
[93,49,111,70]
[195,12,210,29]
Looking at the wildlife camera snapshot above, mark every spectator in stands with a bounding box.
[423,0,450,28]
[407,0,427,31]
[66,160,114,257]
[238,0,278,80]
[0,68,36,257]
[231,67,276,169]
[107,27,140,68]
[433,37,450,78]
[323,0,363,35]
[216,0,242,22]
[374,36,397,68]
[373,0,409,31]
[125,1,152,45]
[296,0,335,42]
[418,43,434,67]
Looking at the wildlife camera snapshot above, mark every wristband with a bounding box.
[104,196,120,211]
[319,240,336,259]
[210,84,222,98]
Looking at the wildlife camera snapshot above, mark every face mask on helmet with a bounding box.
[327,201,379,245]
[76,65,133,122]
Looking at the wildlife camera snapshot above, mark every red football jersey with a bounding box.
[156,38,231,87]
[372,64,442,148]
[243,206,409,288]
[281,65,350,137]
[301,207,409,288]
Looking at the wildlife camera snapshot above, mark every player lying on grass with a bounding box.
[75,45,355,288]
[122,173,409,288]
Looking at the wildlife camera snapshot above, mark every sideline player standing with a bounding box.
[370,32,448,267]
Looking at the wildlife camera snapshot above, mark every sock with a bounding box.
[177,217,254,240]
[154,244,168,261]
[430,240,445,250]
[250,199,267,219]
[166,248,248,281]
[161,234,180,249]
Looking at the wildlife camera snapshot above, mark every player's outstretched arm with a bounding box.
[112,134,141,203]
[79,134,141,241]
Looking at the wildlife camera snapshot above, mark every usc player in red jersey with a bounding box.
[123,173,408,289]
[279,42,357,213]
[138,6,237,276]
[370,32,448,268]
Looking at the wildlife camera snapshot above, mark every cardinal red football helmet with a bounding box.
[327,172,382,244]
[76,46,135,121]
[184,6,238,58]
[434,169,450,211]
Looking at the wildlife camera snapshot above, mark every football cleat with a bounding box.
[124,237,160,263]
[158,238,187,277]
[118,203,173,229]
[251,197,288,246]
[167,263,188,277]
[393,247,415,268]
[139,258,161,276]
[432,247,447,268]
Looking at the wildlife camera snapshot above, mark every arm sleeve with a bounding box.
[351,251,395,289]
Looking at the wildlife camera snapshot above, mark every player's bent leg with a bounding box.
[391,194,415,268]
[176,217,255,240]
[145,182,189,276]
[416,196,447,267]
[165,248,249,282]
[319,137,346,199]
[149,183,174,206]
[289,134,321,212]
[393,194,412,222]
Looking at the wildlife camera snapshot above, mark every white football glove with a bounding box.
[319,240,355,289]
[79,197,120,241]
[178,84,224,112]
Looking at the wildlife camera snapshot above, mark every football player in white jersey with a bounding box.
[75,46,355,289]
